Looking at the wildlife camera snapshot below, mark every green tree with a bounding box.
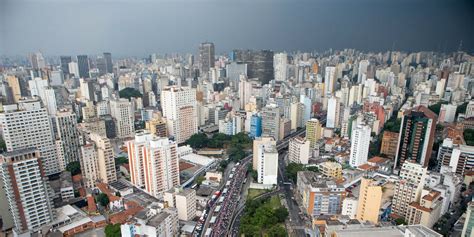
[196,175,206,186]
[119,87,142,99]
[267,225,287,237]
[96,193,110,207]
[428,101,448,115]
[456,101,468,117]
[115,157,129,166]
[0,137,6,153]
[285,163,305,183]
[274,207,289,222]
[185,133,209,149]
[66,161,81,176]
[464,129,474,146]
[394,217,407,225]
[115,191,121,197]
[384,118,401,133]
[104,224,121,237]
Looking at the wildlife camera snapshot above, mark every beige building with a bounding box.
[289,136,310,164]
[89,133,117,184]
[406,190,443,228]
[318,161,342,180]
[306,119,322,148]
[145,115,168,137]
[110,98,135,138]
[356,177,383,224]
[6,76,22,103]
[252,136,276,170]
[392,161,427,219]
[380,131,399,159]
[164,188,197,221]
[80,143,99,188]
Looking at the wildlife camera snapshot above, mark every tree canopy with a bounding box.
[464,129,474,146]
[240,197,288,236]
[96,193,110,207]
[428,101,448,115]
[185,133,209,149]
[119,87,142,99]
[104,224,121,237]
[66,161,81,176]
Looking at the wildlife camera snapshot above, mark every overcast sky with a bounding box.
[1,0,473,57]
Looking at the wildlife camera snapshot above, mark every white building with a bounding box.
[127,132,180,198]
[439,104,457,123]
[80,143,99,188]
[256,143,278,185]
[164,188,196,221]
[54,109,81,171]
[392,161,427,218]
[325,66,336,96]
[327,96,340,128]
[349,124,371,168]
[121,208,179,237]
[357,60,369,84]
[288,136,310,164]
[0,149,54,233]
[342,197,359,219]
[68,61,80,77]
[161,86,197,144]
[0,99,59,175]
[89,133,117,184]
[110,98,135,138]
[274,53,288,81]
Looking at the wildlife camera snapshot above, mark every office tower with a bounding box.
[319,161,342,179]
[0,149,54,233]
[255,142,278,185]
[327,96,341,128]
[79,78,96,101]
[103,52,113,73]
[261,103,280,140]
[297,171,346,217]
[161,86,197,144]
[96,56,107,76]
[239,76,261,109]
[0,99,59,175]
[80,143,99,188]
[249,114,262,139]
[68,61,80,77]
[110,98,135,138]
[127,132,180,198]
[274,53,288,81]
[226,62,247,90]
[324,66,336,96]
[288,137,310,164]
[380,131,399,159]
[198,42,215,73]
[60,56,72,74]
[30,52,46,69]
[54,109,81,171]
[89,133,117,184]
[349,124,371,167]
[462,201,474,237]
[164,188,197,221]
[356,177,383,224]
[77,55,90,78]
[28,77,57,116]
[290,102,304,130]
[306,118,322,148]
[50,70,64,86]
[252,136,276,170]
[233,49,274,85]
[6,76,22,103]
[406,190,443,228]
[437,138,474,176]
[395,105,437,168]
[357,60,369,84]
[392,161,427,218]
[300,95,312,123]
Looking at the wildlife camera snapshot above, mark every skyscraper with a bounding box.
[0,99,59,175]
[326,96,341,128]
[357,60,369,84]
[127,132,180,198]
[89,133,117,184]
[252,136,276,170]
[274,53,288,81]
[256,142,278,185]
[288,136,310,164]
[233,49,274,85]
[103,52,113,73]
[0,149,54,233]
[54,109,81,171]
[306,118,322,148]
[261,103,280,140]
[6,76,22,103]
[161,86,197,144]
[198,42,215,73]
[324,66,336,96]
[77,55,90,78]
[110,98,135,138]
[349,124,371,167]
[60,56,72,74]
[356,177,383,224]
[392,161,427,218]
[395,105,437,168]
[30,52,46,69]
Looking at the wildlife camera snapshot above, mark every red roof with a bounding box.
[87,196,97,212]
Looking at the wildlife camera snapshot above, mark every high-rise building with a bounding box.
[327,96,341,128]
[0,99,59,175]
[30,52,46,69]
[406,190,443,228]
[89,133,117,184]
[54,109,81,171]
[319,161,342,180]
[349,124,371,167]
[297,171,346,217]
[356,177,383,224]
[288,136,310,164]
[395,105,437,168]
[103,52,113,73]
[50,70,64,86]
[392,161,427,218]
[161,86,197,144]
[28,77,57,116]
[462,201,474,237]
[252,136,276,170]
[306,118,322,148]
[233,49,274,85]
[145,116,168,138]
[380,131,399,159]
[110,98,135,138]
[0,149,54,233]
[255,142,278,185]
[290,102,304,130]
[77,55,90,78]
[198,42,215,73]
[324,66,337,96]
[437,138,474,176]
[127,132,180,198]
[357,60,369,84]
[164,188,197,221]
[68,61,80,77]
[6,76,22,103]
[249,114,262,139]
[60,56,72,74]
[274,53,288,81]
[80,142,99,188]
[261,103,280,140]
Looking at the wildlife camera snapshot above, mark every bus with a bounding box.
[210,216,217,224]
[214,205,221,212]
